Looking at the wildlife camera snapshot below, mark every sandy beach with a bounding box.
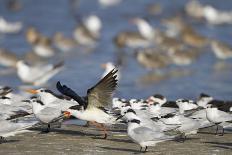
[0,124,231,155]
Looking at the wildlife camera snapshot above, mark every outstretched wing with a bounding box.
[87,69,118,109]
[56,81,86,107]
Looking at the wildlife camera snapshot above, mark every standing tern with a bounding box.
[126,117,178,152]
[57,69,118,139]
[25,98,71,133]
[206,104,232,136]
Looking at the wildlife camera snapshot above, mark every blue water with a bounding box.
[0,0,232,101]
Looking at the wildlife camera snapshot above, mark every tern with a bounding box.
[24,98,71,133]
[0,119,37,142]
[126,117,178,152]
[56,69,118,139]
[206,104,232,136]
[16,60,64,86]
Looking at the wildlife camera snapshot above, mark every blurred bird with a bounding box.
[130,17,156,41]
[211,40,232,59]
[0,119,37,141]
[16,60,64,86]
[73,15,102,47]
[53,32,78,52]
[0,16,22,34]
[135,49,170,70]
[203,5,232,25]
[26,27,55,58]
[98,0,121,7]
[168,48,200,66]
[0,48,19,68]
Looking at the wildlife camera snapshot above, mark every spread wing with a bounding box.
[87,69,118,109]
[56,81,86,107]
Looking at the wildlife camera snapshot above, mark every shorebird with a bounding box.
[206,104,232,135]
[0,119,37,141]
[53,32,78,52]
[130,17,156,41]
[162,16,209,48]
[26,27,55,58]
[24,97,72,132]
[211,40,232,59]
[135,48,171,70]
[197,93,214,108]
[203,5,232,25]
[0,48,19,68]
[16,60,64,86]
[0,16,22,34]
[56,69,118,139]
[114,31,150,49]
[185,0,204,20]
[125,115,178,152]
[0,86,12,96]
[73,15,102,47]
[168,48,200,66]
[154,31,184,52]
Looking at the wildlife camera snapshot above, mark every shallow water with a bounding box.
[0,0,232,101]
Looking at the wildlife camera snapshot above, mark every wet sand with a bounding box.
[0,125,231,155]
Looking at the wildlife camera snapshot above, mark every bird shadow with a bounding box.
[204,142,232,150]
[175,137,200,143]
[52,128,98,137]
[0,139,20,144]
[98,146,142,154]
[105,138,134,143]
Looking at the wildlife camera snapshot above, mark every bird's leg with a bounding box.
[180,133,185,143]
[89,121,108,139]
[0,136,6,143]
[83,121,90,127]
[215,125,219,135]
[41,124,50,133]
[144,146,148,152]
[100,123,108,139]
[140,147,143,152]
[220,127,224,136]
[46,124,51,133]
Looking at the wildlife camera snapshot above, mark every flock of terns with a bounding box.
[0,69,231,152]
[0,0,232,153]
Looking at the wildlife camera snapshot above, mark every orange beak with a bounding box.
[25,89,39,94]
[101,63,107,69]
[63,111,71,118]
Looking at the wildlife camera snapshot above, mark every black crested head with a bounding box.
[2,86,12,92]
[126,109,136,115]
[0,96,10,99]
[30,96,38,99]
[182,99,189,103]
[153,94,164,100]
[199,93,211,98]
[125,102,131,107]
[129,119,140,124]
[36,100,44,106]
